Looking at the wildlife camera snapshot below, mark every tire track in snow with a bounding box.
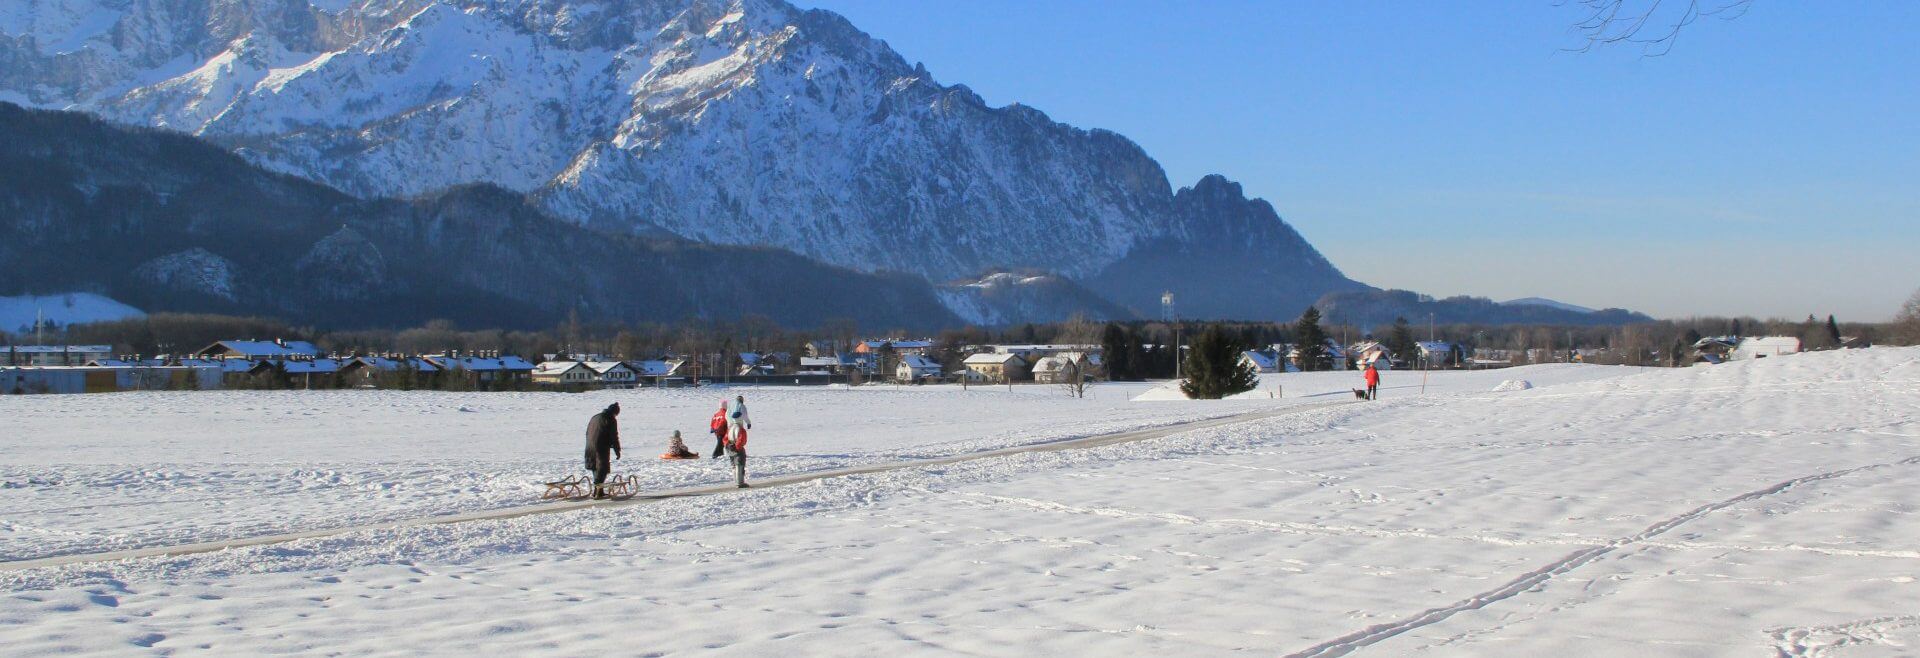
[1283,454,1920,658]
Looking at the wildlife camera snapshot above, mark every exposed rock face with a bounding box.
[3,0,1364,320]
[134,248,238,301]
[295,226,388,300]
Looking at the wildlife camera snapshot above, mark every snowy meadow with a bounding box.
[2,349,1917,656]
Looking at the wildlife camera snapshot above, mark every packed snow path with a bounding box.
[0,404,1347,572]
[4,353,1918,656]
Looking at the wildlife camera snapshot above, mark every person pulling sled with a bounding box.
[583,403,623,499]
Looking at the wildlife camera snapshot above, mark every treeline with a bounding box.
[15,301,1920,374]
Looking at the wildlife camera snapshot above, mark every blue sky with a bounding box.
[797,1,1918,321]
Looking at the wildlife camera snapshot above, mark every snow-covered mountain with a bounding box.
[0,0,1363,320]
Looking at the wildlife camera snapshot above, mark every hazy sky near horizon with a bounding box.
[798,1,1918,321]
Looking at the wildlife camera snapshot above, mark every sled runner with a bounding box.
[541,476,587,500]
[540,474,638,499]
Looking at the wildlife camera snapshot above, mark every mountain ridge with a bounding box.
[1,0,1364,321]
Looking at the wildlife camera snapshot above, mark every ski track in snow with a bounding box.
[1283,454,1920,658]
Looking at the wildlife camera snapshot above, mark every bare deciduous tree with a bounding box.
[1897,288,1920,345]
[1563,0,1753,56]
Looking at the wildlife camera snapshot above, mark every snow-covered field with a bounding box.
[3,350,1918,656]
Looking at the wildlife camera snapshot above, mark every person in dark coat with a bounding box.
[584,403,623,498]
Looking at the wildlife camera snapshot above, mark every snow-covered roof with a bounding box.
[533,360,586,375]
[432,355,536,371]
[964,353,1025,365]
[203,340,324,358]
[350,356,439,372]
[1241,351,1279,370]
[897,355,941,370]
[255,358,344,374]
[629,360,681,377]
[584,361,633,374]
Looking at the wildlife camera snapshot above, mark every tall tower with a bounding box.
[1160,291,1176,323]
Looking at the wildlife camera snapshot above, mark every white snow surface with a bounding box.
[0,293,144,334]
[5,349,1920,656]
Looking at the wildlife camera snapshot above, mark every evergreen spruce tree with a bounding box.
[1386,317,1416,366]
[1293,307,1332,372]
[1180,326,1258,399]
[1101,323,1133,381]
[1826,315,1842,346]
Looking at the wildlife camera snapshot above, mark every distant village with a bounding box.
[0,333,1835,395]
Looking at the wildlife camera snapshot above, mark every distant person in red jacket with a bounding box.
[709,401,730,459]
[1363,362,1380,400]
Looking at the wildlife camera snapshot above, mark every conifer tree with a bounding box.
[1180,326,1258,399]
[1293,307,1331,372]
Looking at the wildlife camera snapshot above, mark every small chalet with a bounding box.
[198,340,324,360]
[963,352,1030,383]
[585,361,638,387]
[1240,350,1281,374]
[1031,353,1096,384]
[894,354,944,383]
[532,360,595,386]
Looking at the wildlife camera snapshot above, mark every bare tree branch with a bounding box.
[1559,0,1753,56]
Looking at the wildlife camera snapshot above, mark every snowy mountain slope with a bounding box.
[0,0,1362,320]
[936,271,1136,326]
[0,102,960,329]
[0,293,144,334]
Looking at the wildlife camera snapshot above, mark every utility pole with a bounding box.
[1163,292,1179,380]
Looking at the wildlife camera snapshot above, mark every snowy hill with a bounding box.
[0,293,143,335]
[0,0,1363,320]
[1502,297,1596,314]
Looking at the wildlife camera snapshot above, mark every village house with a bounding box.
[338,356,440,387]
[1240,350,1282,374]
[1031,353,1096,384]
[1347,341,1394,370]
[3,345,114,366]
[197,339,324,360]
[963,352,1030,383]
[895,354,944,383]
[1281,339,1348,371]
[532,360,596,386]
[854,339,933,356]
[1733,336,1801,361]
[428,353,536,385]
[1415,341,1458,369]
[586,361,638,388]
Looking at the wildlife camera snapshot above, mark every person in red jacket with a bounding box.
[709,401,730,459]
[1363,362,1380,400]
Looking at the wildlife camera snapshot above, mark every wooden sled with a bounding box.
[541,474,638,500]
[540,475,587,500]
[660,452,700,460]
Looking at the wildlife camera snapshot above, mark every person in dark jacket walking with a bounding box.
[584,403,623,498]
